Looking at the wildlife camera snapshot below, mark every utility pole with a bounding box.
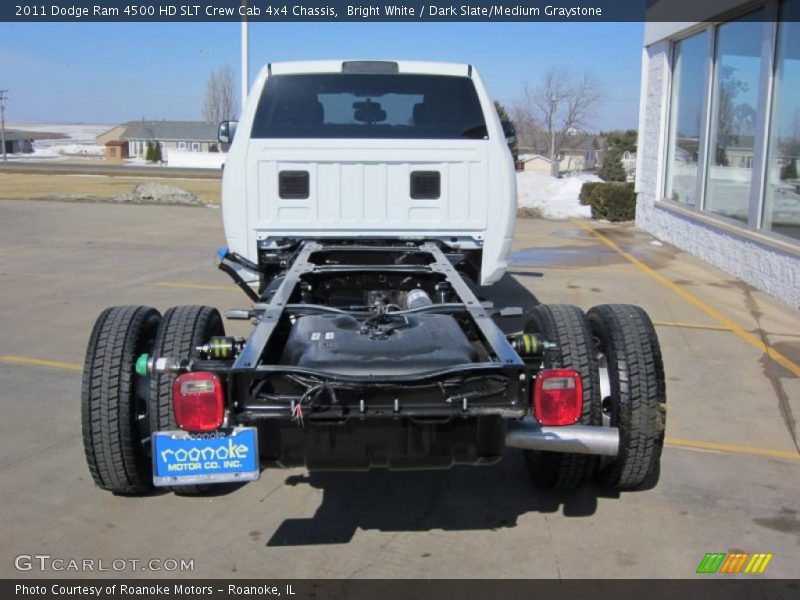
[0,90,8,162]
[241,1,249,114]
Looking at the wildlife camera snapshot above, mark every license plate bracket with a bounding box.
[152,427,259,487]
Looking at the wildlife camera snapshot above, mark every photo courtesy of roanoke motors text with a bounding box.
[0,0,798,598]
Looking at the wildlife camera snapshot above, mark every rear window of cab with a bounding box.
[251,73,488,140]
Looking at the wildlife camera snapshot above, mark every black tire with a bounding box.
[82,305,161,495]
[523,304,601,488]
[149,305,224,495]
[587,304,666,490]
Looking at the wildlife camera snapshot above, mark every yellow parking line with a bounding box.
[155,281,234,291]
[666,437,800,461]
[652,320,732,332]
[0,355,82,372]
[573,220,800,378]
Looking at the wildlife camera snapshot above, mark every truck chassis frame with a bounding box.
[164,240,621,468]
[82,239,670,494]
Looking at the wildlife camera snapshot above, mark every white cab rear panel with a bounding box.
[247,140,489,232]
[222,60,516,285]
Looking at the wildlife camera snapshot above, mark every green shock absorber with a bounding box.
[507,333,545,358]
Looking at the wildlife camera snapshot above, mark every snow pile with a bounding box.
[166,150,225,169]
[8,122,111,159]
[516,171,599,219]
[30,143,105,158]
[115,182,200,206]
[8,122,112,141]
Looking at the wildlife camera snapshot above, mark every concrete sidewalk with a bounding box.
[506,218,799,454]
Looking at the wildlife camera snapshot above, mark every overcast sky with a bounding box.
[1,21,644,131]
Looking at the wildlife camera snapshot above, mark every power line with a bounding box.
[0,90,8,163]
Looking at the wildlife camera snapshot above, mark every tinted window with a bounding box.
[251,74,487,139]
[763,0,800,241]
[704,10,765,224]
[665,31,707,206]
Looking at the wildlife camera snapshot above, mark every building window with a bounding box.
[764,0,800,241]
[704,10,765,224]
[192,142,201,151]
[178,142,187,150]
[661,2,800,245]
[665,30,708,206]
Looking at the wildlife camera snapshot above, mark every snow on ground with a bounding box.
[8,123,112,142]
[7,122,111,159]
[26,143,105,159]
[516,171,599,219]
[166,150,225,169]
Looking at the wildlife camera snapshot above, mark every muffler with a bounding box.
[505,418,620,456]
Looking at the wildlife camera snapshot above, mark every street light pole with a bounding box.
[0,90,8,162]
[241,1,249,114]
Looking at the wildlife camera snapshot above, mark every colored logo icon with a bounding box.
[696,552,773,574]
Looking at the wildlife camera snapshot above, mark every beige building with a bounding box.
[96,121,219,160]
[95,124,128,146]
[122,121,218,158]
[521,135,606,175]
[104,140,129,161]
[520,154,554,173]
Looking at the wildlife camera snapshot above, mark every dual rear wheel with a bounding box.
[523,303,666,491]
[81,304,223,495]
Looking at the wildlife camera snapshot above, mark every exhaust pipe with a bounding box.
[506,419,619,457]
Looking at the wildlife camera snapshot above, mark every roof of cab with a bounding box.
[266,60,472,77]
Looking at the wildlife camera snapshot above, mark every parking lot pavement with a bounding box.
[1,199,798,579]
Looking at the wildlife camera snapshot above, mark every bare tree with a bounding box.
[202,66,239,123]
[512,94,544,153]
[518,67,604,176]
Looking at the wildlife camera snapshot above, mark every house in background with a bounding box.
[559,134,606,173]
[96,124,128,146]
[3,131,34,154]
[520,154,554,174]
[622,150,637,178]
[636,0,800,307]
[104,140,129,161]
[519,134,607,175]
[122,121,218,158]
[96,121,219,159]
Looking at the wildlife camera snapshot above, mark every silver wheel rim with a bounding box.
[597,350,612,428]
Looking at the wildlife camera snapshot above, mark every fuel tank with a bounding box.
[280,313,479,376]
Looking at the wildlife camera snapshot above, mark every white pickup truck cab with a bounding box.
[221,60,517,286]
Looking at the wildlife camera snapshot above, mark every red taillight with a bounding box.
[533,369,583,426]
[172,372,224,432]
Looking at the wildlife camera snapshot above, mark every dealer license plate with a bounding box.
[152,427,259,486]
